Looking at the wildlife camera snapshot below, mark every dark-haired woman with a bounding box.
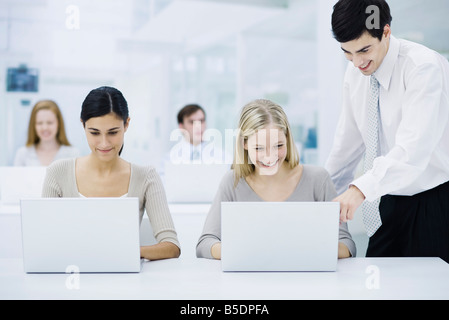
[42,86,180,260]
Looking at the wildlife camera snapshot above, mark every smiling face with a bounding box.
[35,109,59,143]
[245,124,287,176]
[84,112,129,160]
[340,25,391,76]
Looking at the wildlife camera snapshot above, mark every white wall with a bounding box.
[0,0,448,167]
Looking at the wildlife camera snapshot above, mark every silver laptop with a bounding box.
[0,166,46,205]
[20,198,142,273]
[221,202,340,272]
[163,162,230,203]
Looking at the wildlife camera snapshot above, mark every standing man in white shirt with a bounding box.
[325,0,449,262]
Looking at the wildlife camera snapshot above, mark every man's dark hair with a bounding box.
[331,0,392,43]
[177,104,206,124]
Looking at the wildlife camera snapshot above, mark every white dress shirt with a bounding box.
[325,35,449,201]
[158,137,233,178]
[168,139,230,165]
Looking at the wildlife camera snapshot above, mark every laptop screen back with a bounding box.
[20,197,141,273]
[221,202,339,272]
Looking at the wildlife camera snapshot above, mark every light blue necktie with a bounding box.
[362,75,382,237]
[191,149,200,161]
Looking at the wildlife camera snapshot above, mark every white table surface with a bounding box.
[2,203,449,301]
[1,257,449,300]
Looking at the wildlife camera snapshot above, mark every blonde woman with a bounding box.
[14,100,79,166]
[196,99,356,259]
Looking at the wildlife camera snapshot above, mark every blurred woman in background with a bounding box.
[14,100,79,166]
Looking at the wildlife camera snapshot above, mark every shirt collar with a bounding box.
[373,34,399,91]
[180,138,203,150]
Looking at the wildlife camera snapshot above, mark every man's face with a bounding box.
[179,109,206,146]
[340,26,391,76]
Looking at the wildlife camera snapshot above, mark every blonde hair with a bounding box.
[26,100,71,147]
[232,99,300,186]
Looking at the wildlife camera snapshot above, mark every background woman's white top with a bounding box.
[13,145,79,166]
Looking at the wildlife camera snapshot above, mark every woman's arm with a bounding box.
[338,242,351,259]
[142,167,181,260]
[41,160,67,197]
[196,201,222,259]
[140,242,180,260]
[321,170,357,258]
[210,242,222,260]
[196,171,234,259]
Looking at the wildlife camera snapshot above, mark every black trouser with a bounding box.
[366,181,449,263]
